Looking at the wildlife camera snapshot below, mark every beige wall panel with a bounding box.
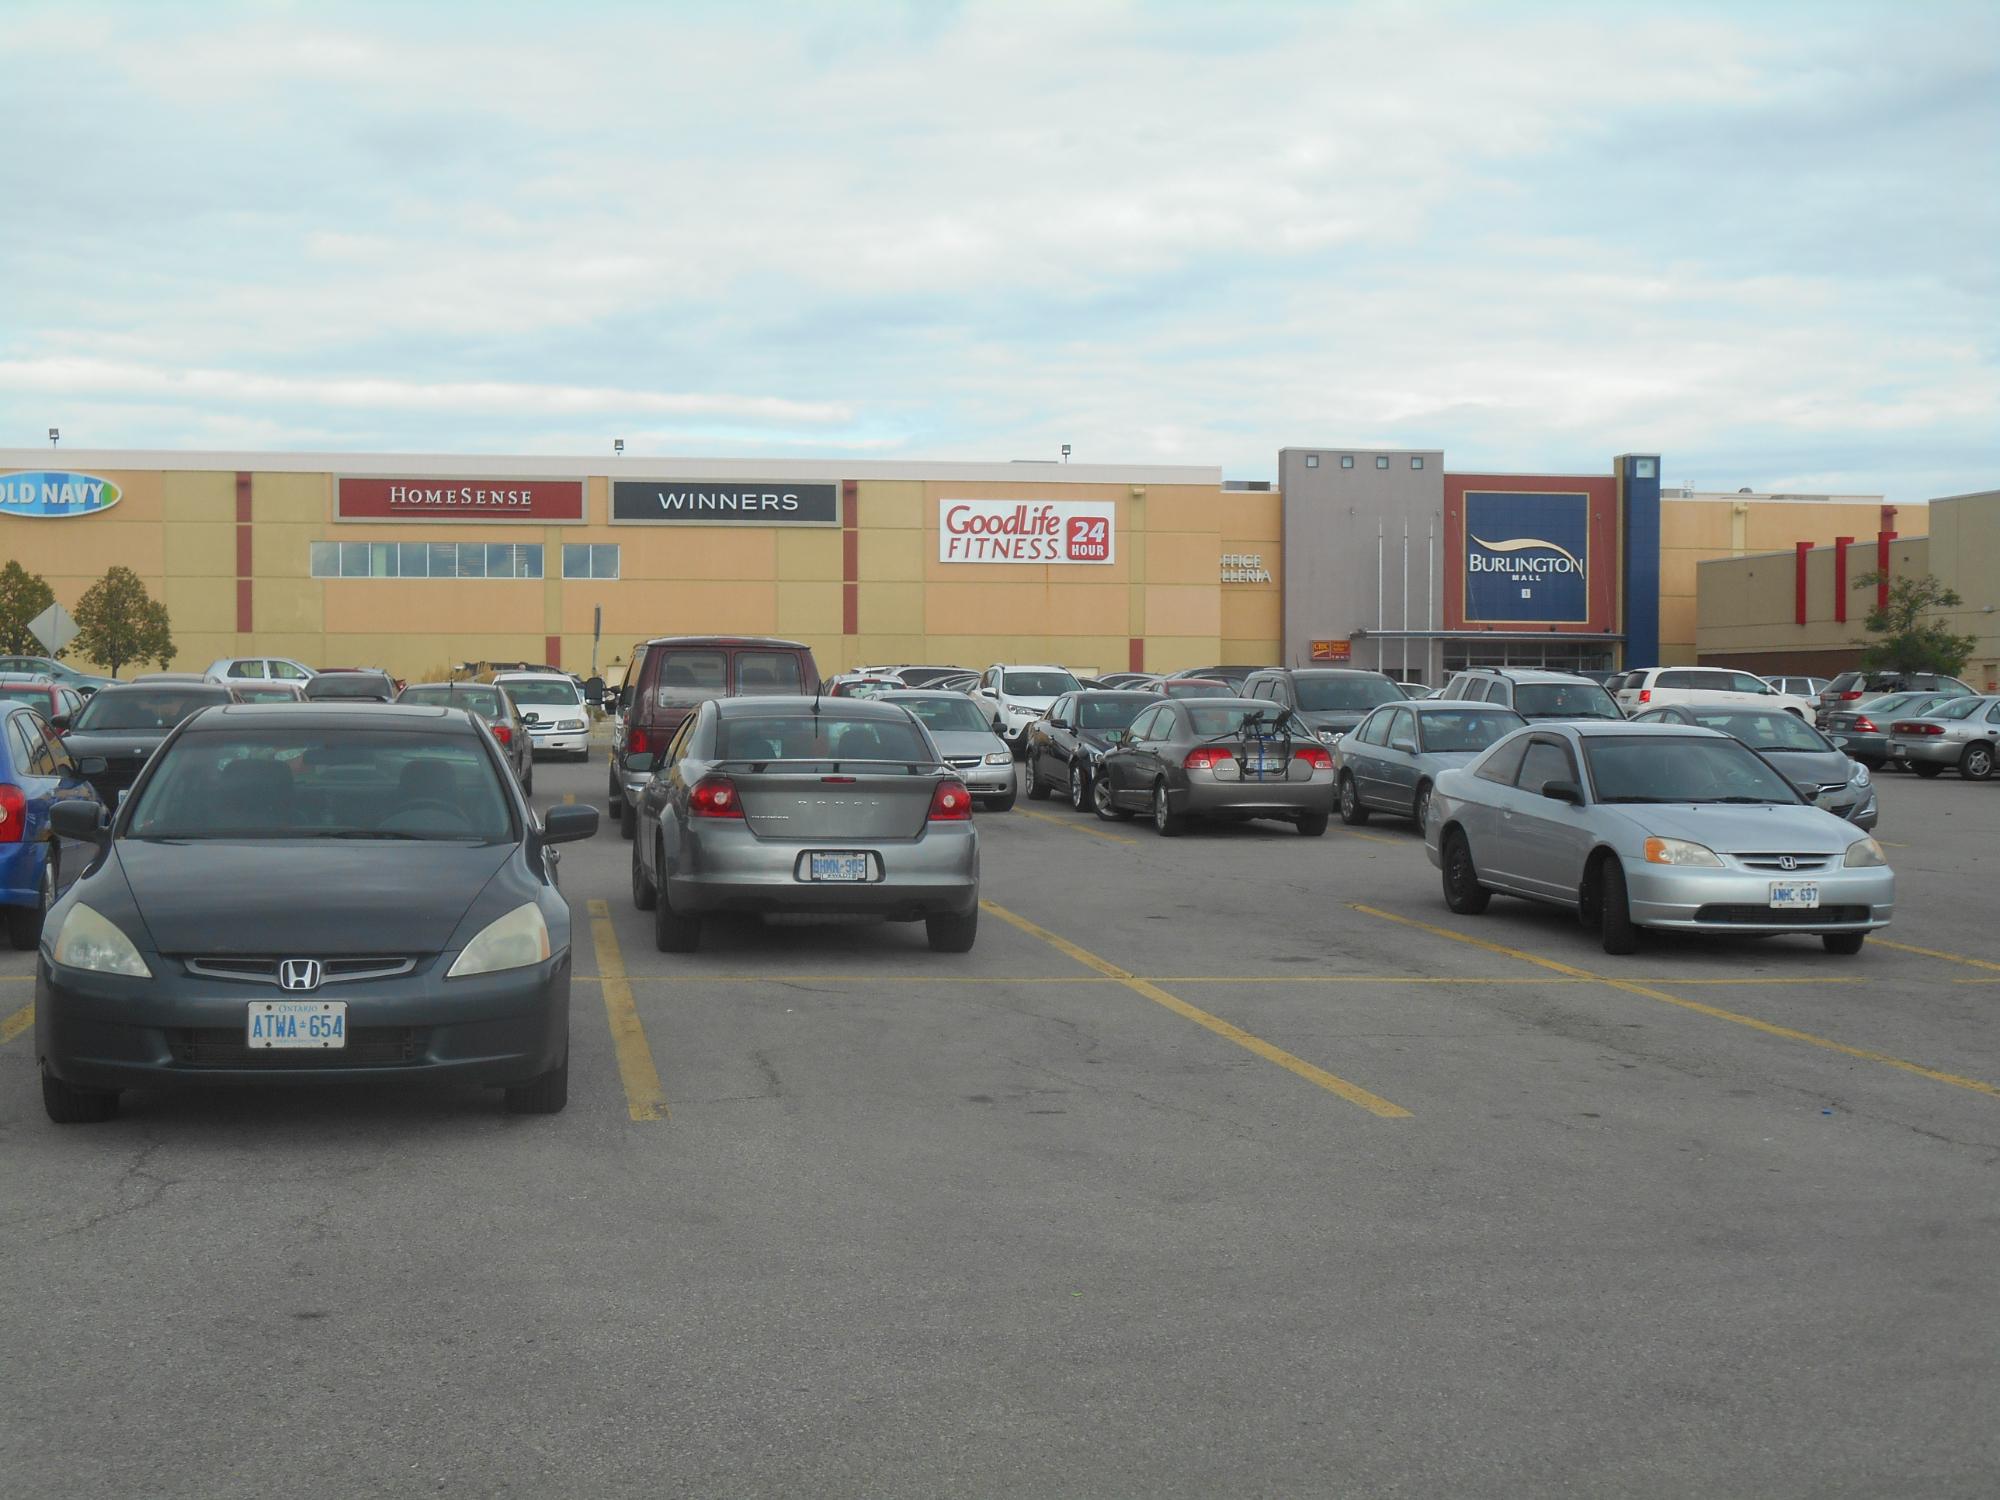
[857,481,926,531]
[322,581,544,635]
[253,472,328,525]
[1222,590,1282,647]
[164,632,235,671]
[256,633,328,666]
[775,581,844,637]
[923,581,1042,631]
[1221,497,1284,543]
[850,635,929,667]
[1034,584,1128,637]
[162,472,234,523]
[163,521,233,577]
[614,528,778,581]
[1143,531,1219,584]
[1658,550,1702,600]
[162,576,237,635]
[1143,637,1225,674]
[1140,487,1226,534]
[776,528,842,580]
[254,522,320,578]
[1144,585,1221,638]
[858,528,925,582]
[858,582,925,636]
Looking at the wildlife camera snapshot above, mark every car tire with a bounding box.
[619,796,638,839]
[503,1049,569,1114]
[1960,743,1995,781]
[1296,810,1329,837]
[1441,829,1490,915]
[1598,855,1640,956]
[1823,931,1867,956]
[984,788,1017,813]
[1912,763,1945,779]
[41,1068,119,1125]
[607,764,622,804]
[1338,774,1370,825]
[1857,757,1885,771]
[5,858,51,951]
[1069,763,1089,811]
[631,837,657,911]
[1026,754,1052,800]
[926,906,979,953]
[573,748,590,764]
[522,760,534,797]
[1093,776,1132,821]
[1412,782,1432,830]
[653,879,701,954]
[1151,782,1184,837]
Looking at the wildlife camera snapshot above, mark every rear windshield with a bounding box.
[1418,709,1526,753]
[496,679,582,706]
[230,686,302,704]
[125,729,514,841]
[1929,697,1989,721]
[736,652,804,693]
[1678,709,1826,751]
[1163,680,1228,699]
[1077,696,1149,731]
[1826,672,1865,693]
[306,674,393,699]
[1513,682,1623,720]
[0,685,53,707]
[1295,675,1405,713]
[73,688,228,731]
[654,650,728,708]
[892,697,989,733]
[1185,705,1304,738]
[717,714,934,763]
[1583,735,1801,806]
[1002,671,1079,696]
[400,686,502,716]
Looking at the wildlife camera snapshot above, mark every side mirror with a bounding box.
[1103,728,1125,746]
[991,715,1006,734]
[522,711,541,725]
[1539,779,1584,806]
[74,755,108,776]
[50,714,71,733]
[51,799,109,842]
[539,804,600,844]
[1390,736,1417,754]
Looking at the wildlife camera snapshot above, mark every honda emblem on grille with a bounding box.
[1778,856,1797,871]
[279,960,322,992]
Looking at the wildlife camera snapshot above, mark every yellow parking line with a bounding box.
[983,899,1411,1118]
[1334,827,1408,846]
[0,1003,32,1045]
[1352,904,2000,1101]
[585,899,669,1121]
[1874,938,2000,973]
[1009,805,1138,844]
[572,971,1860,988]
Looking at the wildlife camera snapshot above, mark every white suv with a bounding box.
[1616,667,1814,719]
[491,672,592,761]
[205,656,315,684]
[974,663,1082,756]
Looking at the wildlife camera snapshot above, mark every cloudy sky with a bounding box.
[2,0,1994,500]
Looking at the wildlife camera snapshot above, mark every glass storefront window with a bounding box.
[309,541,545,579]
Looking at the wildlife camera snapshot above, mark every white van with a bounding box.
[1615,667,1814,719]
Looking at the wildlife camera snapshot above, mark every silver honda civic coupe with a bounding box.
[630,696,981,953]
[1424,721,1894,956]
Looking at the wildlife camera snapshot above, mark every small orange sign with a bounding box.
[1309,639,1351,662]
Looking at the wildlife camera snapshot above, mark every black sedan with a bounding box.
[304,669,397,702]
[35,703,596,1122]
[1023,690,1158,810]
[51,681,232,806]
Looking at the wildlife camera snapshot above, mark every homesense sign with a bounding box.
[336,477,584,523]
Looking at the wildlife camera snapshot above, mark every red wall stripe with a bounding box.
[235,471,253,635]
[1833,536,1852,623]
[1794,542,1813,625]
[234,471,252,524]
[841,478,857,530]
[841,529,859,581]
[544,635,562,669]
[235,525,253,577]
[235,579,253,633]
[1128,637,1144,673]
[842,583,859,635]
[1876,531,1896,612]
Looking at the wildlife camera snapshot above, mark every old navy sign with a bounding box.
[1463,491,1589,623]
[939,499,1116,564]
[612,480,838,525]
[0,470,122,518]
[337,476,583,523]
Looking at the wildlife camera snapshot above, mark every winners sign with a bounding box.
[938,499,1116,565]
[1463,491,1589,623]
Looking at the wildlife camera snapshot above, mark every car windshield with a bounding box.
[497,679,581,705]
[717,713,934,763]
[894,696,989,733]
[1186,705,1303,738]
[73,688,228,731]
[1295,675,1405,712]
[124,729,515,840]
[231,687,300,704]
[1680,709,1827,751]
[1419,709,1527,753]
[307,675,392,699]
[1002,670,1079,696]
[400,686,502,716]
[1078,696,1149,730]
[1513,682,1623,720]
[1584,735,1801,805]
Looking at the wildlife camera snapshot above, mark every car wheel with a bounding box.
[1296,810,1329,837]
[653,877,701,953]
[984,788,1017,813]
[619,797,638,839]
[1338,774,1370,825]
[522,759,534,797]
[573,748,590,764]
[503,1049,569,1114]
[1960,743,1995,781]
[1857,757,1886,771]
[1912,762,1945,779]
[607,765,622,804]
[1093,776,1132,821]
[5,858,52,951]
[926,906,979,953]
[1823,931,1867,956]
[1598,855,1640,956]
[1151,782,1184,837]
[41,1067,119,1124]
[631,837,657,911]
[1026,754,1052,800]
[1441,830,1490,915]
[1069,763,1089,811]
[1412,782,1432,830]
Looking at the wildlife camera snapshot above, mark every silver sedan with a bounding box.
[1425,721,1895,955]
[1886,695,2000,781]
[1332,700,1527,828]
[1092,698,1335,836]
[631,695,981,952]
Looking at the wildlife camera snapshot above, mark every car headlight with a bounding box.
[983,750,1012,765]
[1844,837,1889,868]
[1848,761,1871,786]
[51,903,152,977]
[561,719,586,731]
[1642,836,1723,867]
[447,902,551,979]
[1318,730,1339,744]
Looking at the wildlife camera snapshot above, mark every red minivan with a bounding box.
[610,636,822,838]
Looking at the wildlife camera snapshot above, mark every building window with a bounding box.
[1304,454,1319,469]
[1340,455,1355,469]
[1375,456,1390,469]
[1411,456,1424,470]
[562,543,621,579]
[311,541,543,579]
[1634,457,1658,479]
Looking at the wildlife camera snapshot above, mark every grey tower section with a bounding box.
[1278,448,1445,684]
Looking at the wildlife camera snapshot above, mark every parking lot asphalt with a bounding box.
[3,760,1997,1498]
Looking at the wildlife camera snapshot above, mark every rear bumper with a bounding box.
[1176,772,1335,819]
[668,823,979,918]
[529,730,589,756]
[950,763,1017,795]
[1623,861,1894,934]
[1892,738,1966,767]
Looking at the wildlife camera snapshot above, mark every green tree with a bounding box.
[1854,570,1978,676]
[72,566,175,678]
[0,559,58,656]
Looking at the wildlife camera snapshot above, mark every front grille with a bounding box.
[945,755,984,770]
[1813,783,1849,799]
[1735,854,1834,872]
[168,1026,432,1068]
[1694,904,1870,927]
[182,956,419,987]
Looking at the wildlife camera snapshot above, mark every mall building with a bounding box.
[0,446,1942,685]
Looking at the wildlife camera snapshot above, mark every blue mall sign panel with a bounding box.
[1464,491,1590,624]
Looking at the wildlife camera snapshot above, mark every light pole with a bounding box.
[48,428,59,448]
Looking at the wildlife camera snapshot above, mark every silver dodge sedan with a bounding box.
[630,696,981,952]
[1425,721,1894,955]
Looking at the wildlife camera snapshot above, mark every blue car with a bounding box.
[2,702,104,948]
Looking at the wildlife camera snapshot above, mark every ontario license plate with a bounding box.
[1768,882,1820,910]
[247,1000,346,1049]
[1243,755,1281,776]
[807,852,870,882]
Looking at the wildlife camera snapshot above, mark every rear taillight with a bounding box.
[1841,690,1863,700]
[0,785,23,843]
[1637,688,1651,704]
[1892,722,1942,736]
[690,775,744,817]
[1293,745,1333,770]
[491,723,512,746]
[928,779,973,821]
[627,727,651,756]
[1853,717,1877,733]
[1184,747,1233,770]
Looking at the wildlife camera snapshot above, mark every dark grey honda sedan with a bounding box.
[35,703,596,1123]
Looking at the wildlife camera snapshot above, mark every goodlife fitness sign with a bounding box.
[336,476,584,523]
[938,499,1116,565]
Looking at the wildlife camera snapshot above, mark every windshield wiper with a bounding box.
[309,829,430,840]
[1715,795,1785,804]
[1597,795,1680,803]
